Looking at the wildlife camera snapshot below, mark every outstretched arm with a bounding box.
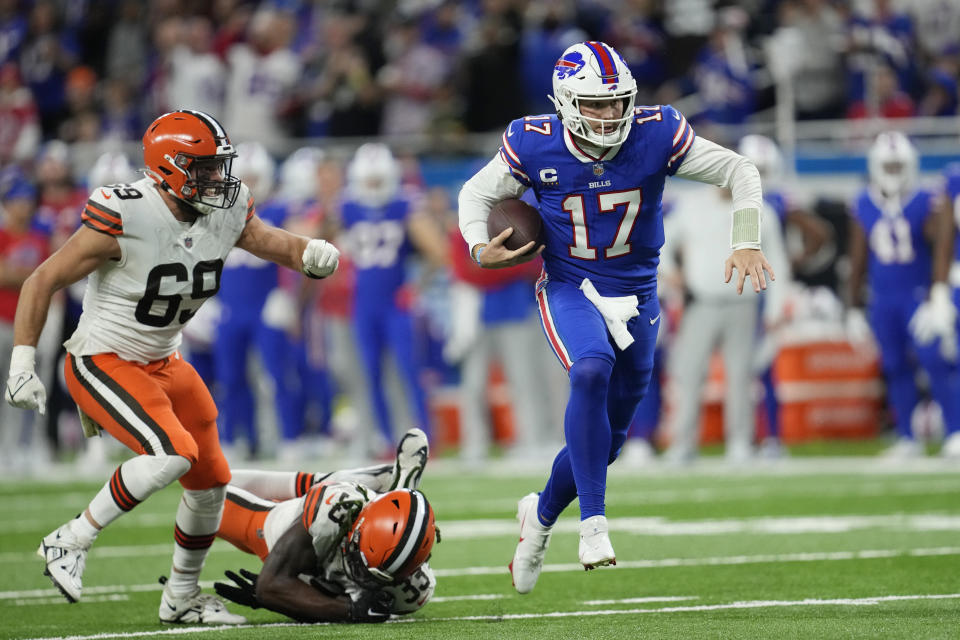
[14,225,119,347]
[237,215,339,279]
[675,137,774,293]
[256,524,352,622]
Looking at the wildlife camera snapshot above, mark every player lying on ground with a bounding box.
[212,428,437,623]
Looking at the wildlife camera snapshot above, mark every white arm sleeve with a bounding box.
[674,137,764,249]
[458,153,528,251]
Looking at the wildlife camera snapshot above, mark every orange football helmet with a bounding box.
[344,489,438,587]
[142,109,240,214]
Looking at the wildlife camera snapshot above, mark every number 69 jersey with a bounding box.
[498,105,696,297]
[64,177,254,364]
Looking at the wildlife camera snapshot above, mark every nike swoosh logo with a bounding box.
[325,492,335,505]
[673,111,681,120]
[100,189,112,199]
[507,127,515,137]
[8,375,29,398]
[650,314,661,325]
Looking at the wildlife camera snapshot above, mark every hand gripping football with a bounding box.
[487,199,543,253]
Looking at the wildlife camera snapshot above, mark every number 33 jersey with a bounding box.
[65,177,254,364]
[498,105,695,297]
[265,481,436,614]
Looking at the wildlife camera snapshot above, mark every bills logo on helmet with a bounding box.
[555,51,585,80]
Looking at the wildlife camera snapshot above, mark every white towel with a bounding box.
[579,278,639,350]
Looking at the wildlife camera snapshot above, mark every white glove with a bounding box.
[6,345,46,415]
[845,308,874,347]
[261,287,297,331]
[302,239,340,279]
[443,283,482,364]
[910,282,958,360]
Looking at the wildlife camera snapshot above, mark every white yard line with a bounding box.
[16,593,960,640]
[5,546,960,602]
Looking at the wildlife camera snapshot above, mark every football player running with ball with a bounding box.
[212,428,437,623]
[5,109,341,623]
[458,41,773,593]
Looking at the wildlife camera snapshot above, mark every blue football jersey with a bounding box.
[853,188,935,300]
[220,198,287,312]
[498,105,695,296]
[943,163,960,261]
[340,195,415,300]
[764,190,789,224]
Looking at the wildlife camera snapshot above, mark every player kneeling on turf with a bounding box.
[213,428,438,623]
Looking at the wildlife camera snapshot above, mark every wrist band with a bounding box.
[474,245,486,265]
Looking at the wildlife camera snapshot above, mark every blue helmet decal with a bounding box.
[555,51,585,80]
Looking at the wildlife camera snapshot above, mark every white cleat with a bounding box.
[941,432,960,459]
[37,523,88,603]
[578,515,616,570]
[509,492,552,594]
[159,586,247,625]
[391,427,429,490]
[881,437,924,459]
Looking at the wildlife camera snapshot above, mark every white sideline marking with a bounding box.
[430,594,504,603]
[7,512,960,562]
[6,546,960,602]
[15,594,130,606]
[17,593,960,639]
[584,596,698,605]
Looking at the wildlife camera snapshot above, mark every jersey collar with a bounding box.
[563,128,623,164]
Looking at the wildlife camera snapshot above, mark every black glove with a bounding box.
[214,568,261,609]
[349,589,394,623]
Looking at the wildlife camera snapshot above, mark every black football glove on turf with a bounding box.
[214,568,261,609]
[348,589,394,623]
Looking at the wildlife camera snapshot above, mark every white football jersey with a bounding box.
[64,177,254,364]
[262,481,435,614]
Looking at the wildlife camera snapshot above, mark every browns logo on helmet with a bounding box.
[142,109,241,214]
[343,489,438,587]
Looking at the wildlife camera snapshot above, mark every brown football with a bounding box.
[487,198,543,252]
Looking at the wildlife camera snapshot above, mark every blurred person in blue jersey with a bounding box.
[272,146,338,457]
[458,40,773,593]
[213,142,299,461]
[939,161,960,457]
[847,132,960,459]
[337,144,448,454]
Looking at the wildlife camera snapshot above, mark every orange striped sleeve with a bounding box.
[82,199,123,236]
[301,485,325,530]
[245,196,255,222]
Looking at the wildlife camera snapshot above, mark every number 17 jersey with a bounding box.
[498,105,695,296]
[65,177,254,364]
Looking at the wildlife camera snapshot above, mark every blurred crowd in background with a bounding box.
[1,0,959,155]
[2,0,960,475]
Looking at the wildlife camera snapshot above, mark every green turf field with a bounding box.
[2,455,959,640]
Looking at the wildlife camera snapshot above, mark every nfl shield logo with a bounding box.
[593,163,605,176]
[184,237,193,249]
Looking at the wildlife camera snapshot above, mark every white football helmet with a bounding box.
[346,143,401,208]
[279,146,324,202]
[868,131,917,198]
[233,142,276,203]
[87,150,137,188]
[738,135,783,186]
[548,41,638,147]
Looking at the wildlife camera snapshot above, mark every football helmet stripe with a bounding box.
[383,490,428,576]
[585,41,617,83]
